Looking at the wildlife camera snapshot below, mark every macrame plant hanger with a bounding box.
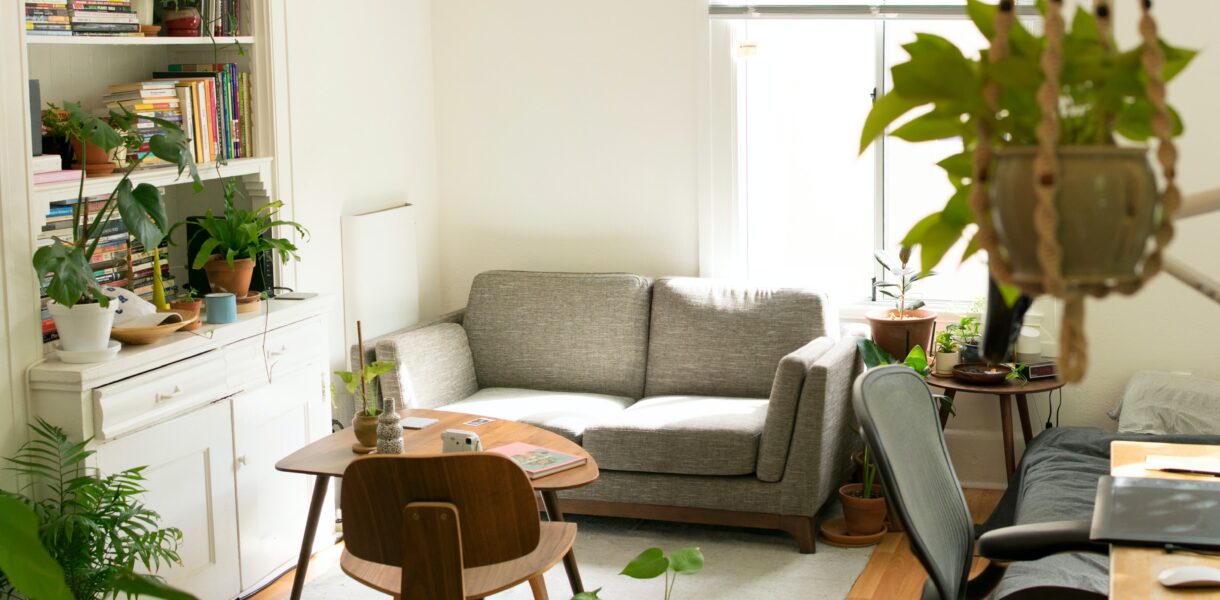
[968,0,1180,383]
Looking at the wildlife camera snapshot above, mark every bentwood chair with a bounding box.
[340,453,577,600]
[853,365,1105,600]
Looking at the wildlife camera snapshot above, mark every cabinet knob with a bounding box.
[236,455,248,467]
[155,385,184,403]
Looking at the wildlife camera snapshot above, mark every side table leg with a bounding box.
[939,389,957,430]
[290,475,331,600]
[1016,393,1034,444]
[540,490,584,595]
[999,395,1015,480]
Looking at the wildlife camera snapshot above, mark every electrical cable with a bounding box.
[1046,391,1054,429]
[1054,388,1063,428]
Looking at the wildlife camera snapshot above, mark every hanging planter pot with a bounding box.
[990,147,1158,287]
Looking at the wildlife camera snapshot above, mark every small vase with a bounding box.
[164,7,202,37]
[352,412,379,453]
[376,397,404,455]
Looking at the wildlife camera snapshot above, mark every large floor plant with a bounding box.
[0,420,195,600]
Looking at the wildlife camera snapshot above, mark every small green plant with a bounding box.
[0,420,195,600]
[1005,363,1030,385]
[334,361,397,417]
[858,338,955,417]
[873,248,934,319]
[172,178,308,270]
[946,316,981,347]
[574,547,704,600]
[934,329,959,354]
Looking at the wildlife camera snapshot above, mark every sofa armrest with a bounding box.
[348,309,473,409]
[757,337,838,482]
[349,309,466,376]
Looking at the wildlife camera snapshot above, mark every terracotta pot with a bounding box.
[69,139,116,177]
[866,308,937,361]
[203,256,255,297]
[839,483,888,536]
[169,299,203,331]
[991,146,1157,287]
[353,413,379,449]
[163,7,202,36]
[851,451,903,532]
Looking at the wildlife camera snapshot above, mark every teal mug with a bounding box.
[205,292,237,325]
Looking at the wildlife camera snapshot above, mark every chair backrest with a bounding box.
[853,365,975,600]
[341,453,541,571]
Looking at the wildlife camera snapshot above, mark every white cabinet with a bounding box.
[94,400,241,600]
[29,296,334,600]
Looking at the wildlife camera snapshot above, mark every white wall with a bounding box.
[283,0,442,385]
[431,0,705,309]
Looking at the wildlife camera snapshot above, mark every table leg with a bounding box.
[1016,393,1034,444]
[289,475,331,600]
[938,389,957,430]
[540,490,584,595]
[999,395,1015,480]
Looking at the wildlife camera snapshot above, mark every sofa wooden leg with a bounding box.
[779,515,817,554]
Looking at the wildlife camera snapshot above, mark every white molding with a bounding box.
[27,36,254,46]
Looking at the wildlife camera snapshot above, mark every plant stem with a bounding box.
[356,321,369,415]
[83,154,147,262]
[72,143,87,247]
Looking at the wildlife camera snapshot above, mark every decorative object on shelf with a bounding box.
[574,546,705,600]
[110,310,195,345]
[0,420,192,600]
[33,101,199,356]
[933,329,960,376]
[376,397,404,455]
[867,247,937,361]
[860,0,1196,382]
[952,362,1013,386]
[336,321,397,454]
[946,315,982,364]
[169,287,203,331]
[204,292,236,324]
[173,178,307,298]
[69,138,117,176]
[134,0,155,26]
[161,0,201,36]
[55,340,123,364]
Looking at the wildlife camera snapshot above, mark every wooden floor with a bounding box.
[249,489,1005,600]
[847,488,1005,600]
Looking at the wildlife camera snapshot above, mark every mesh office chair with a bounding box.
[853,365,1106,600]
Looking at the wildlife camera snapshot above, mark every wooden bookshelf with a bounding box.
[25,35,254,46]
[32,156,272,204]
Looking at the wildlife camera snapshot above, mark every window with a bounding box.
[709,13,997,305]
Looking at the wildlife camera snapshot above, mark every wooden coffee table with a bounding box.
[276,408,600,599]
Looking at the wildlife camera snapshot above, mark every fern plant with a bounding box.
[0,420,190,600]
[170,178,308,270]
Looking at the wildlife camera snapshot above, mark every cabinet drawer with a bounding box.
[225,317,326,391]
[93,352,228,440]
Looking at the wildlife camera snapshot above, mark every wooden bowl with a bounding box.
[951,362,1013,385]
[110,309,197,345]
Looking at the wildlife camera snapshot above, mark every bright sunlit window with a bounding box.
[721,16,992,304]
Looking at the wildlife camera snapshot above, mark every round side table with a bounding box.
[925,374,1064,480]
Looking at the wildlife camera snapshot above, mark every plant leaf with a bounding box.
[860,91,923,154]
[33,242,105,308]
[857,338,896,370]
[109,570,198,600]
[572,589,603,600]
[117,181,169,251]
[890,109,966,143]
[620,547,668,579]
[668,547,704,575]
[0,495,74,600]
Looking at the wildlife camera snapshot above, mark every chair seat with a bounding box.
[440,387,634,443]
[340,521,578,598]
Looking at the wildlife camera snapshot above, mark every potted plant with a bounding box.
[169,286,204,331]
[867,247,937,360]
[859,0,1195,381]
[839,447,888,537]
[948,316,982,364]
[43,104,141,177]
[933,328,960,376]
[33,102,199,354]
[334,356,397,453]
[0,420,196,600]
[173,178,307,299]
[159,0,201,36]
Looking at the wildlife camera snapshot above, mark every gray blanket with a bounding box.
[978,427,1220,598]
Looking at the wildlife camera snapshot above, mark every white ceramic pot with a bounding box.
[934,351,960,376]
[48,300,117,352]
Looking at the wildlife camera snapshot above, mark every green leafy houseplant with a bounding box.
[873,249,935,318]
[934,329,959,354]
[858,338,955,417]
[33,102,200,309]
[0,420,195,600]
[334,360,397,418]
[859,0,1196,278]
[179,178,307,270]
[573,547,704,600]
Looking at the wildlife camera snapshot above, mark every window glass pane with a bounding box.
[738,19,878,301]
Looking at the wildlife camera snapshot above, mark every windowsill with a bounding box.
[838,299,1046,326]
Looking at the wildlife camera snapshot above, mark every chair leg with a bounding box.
[528,575,549,600]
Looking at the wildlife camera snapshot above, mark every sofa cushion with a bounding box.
[464,271,652,398]
[439,387,634,443]
[582,395,769,476]
[644,278,831,398]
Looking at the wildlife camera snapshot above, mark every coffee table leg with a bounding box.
[999,395,1015,480]
[540,490,584,594]
[938,389,957,429]
[290,475,331,600]
[1016,393,1034,444]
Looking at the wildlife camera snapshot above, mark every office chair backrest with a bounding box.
[341,453,541,570]
[853,365,975,600]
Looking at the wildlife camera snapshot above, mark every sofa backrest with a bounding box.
[644,278,830,398]
[463,271,653,398]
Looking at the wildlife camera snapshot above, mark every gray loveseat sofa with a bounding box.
[353,270,861,552]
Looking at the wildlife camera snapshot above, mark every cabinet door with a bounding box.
[232,362,332,591]
[94,400,240,600]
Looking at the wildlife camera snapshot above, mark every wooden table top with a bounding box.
[925,373,1063,395]
[275,408,599,491]
[1109,440,1220,600]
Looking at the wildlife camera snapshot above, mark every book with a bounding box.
[33,170,82,185]
[71,12,138,23]
[487,442,588,479]
[32,154,64,174]
[70,22,139,32]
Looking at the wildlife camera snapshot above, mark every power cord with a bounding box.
[1046,392,1054,430]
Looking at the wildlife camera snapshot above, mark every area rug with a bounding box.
[301,513,872,599]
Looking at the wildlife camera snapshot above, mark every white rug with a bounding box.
[302,513,872,600]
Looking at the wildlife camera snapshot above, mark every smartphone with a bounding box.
[275,292,318,300]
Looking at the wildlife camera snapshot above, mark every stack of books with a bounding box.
[159,63,253,160]
[39,194,130,343]
[32,154,80,185]
[25,0,71,36]
[104,81,182,166]
[70,0,139,36]
[202,0,242,36]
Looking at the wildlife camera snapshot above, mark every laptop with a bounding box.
[1090,476,1220,549]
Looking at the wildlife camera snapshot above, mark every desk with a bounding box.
[276,408,600,599]
[1109,440,1220,599]
[925,374,1064,479]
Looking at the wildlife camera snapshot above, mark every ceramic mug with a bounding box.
[205,293,237,324]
